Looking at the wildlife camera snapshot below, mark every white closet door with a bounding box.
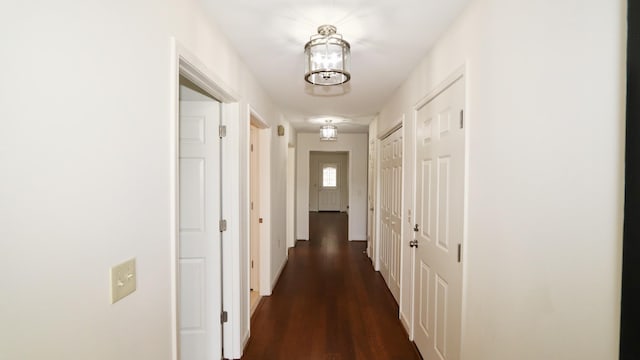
[413,77,465,360]
[380,128,402,302]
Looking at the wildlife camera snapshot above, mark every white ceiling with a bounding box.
[203,0,471,133]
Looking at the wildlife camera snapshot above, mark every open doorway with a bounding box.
[308,151,350,244]
[295,133,368,243]
[309,151,349,213]
[248,109,271,317]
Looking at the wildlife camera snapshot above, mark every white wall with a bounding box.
[0,1,289,359]
[296,133,368,241]
[268,121,291,290]
[377,0,626,359]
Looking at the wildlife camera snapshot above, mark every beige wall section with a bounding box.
[0,1,291,359]
[309,152,349,212]
[377,0,626,359]
[266,119,294,292]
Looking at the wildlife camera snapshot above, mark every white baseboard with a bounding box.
[400,310,412,340]
[271,256,288,291]
[241,328,250,352]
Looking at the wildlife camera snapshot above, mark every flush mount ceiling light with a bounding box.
[320,122,338,141]
[304,25,351,86]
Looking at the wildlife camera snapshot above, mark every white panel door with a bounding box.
[179,99,221,360]
[413,77,465,360]
[318,162,340,211]
[380,129,402,302]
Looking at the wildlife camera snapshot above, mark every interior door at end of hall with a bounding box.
[380,129,402,302]
[318,162,340,211]
[413,77,465,360]
[179,99,222,360]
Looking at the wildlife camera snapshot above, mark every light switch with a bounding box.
[110,258,136,304]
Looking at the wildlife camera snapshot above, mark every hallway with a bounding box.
[242,212,421,360]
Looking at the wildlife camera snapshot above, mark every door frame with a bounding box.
[249,124,261,295]
[170,38,239,360]
[367,136,376,260]
[373,136,382,271]
[247,107,272,298]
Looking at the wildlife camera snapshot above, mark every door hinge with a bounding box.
[219,125,227,138]
[460,110,464,129]
[250,201,253,210]
[251,260,254,269]
[457,244,462,263]
[219,219,227,232]
[250,143,254,152]
[220,311,228,324]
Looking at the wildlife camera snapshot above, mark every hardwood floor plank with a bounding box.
[242,212,421,360]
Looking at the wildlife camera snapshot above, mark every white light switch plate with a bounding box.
[110,258,136,304]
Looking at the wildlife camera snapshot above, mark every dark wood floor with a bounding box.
[241,212,421,360]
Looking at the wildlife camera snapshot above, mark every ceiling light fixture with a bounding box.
[320,121,338,141]
[304,25,351,86]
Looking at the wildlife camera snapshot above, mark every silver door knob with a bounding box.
[409,240,419,248]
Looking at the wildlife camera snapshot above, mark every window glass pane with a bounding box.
[323,166,337,187]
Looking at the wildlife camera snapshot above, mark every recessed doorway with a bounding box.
[309,151,349,213]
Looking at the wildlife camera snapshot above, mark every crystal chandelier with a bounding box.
[320,123,338,141]
[304,25,351,86]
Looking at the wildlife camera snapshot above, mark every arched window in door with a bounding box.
[322,164,337,188]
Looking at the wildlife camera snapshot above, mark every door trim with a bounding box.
[414,66,465,110]
[249,124,261,295]
[378,122,403,141]
[170,38,239,360]
[248,106,272,298]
